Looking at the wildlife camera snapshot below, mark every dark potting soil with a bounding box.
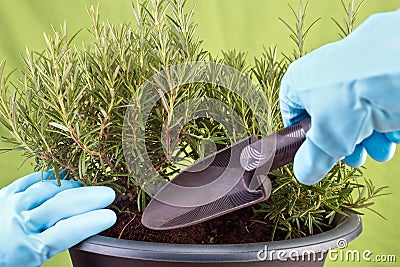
[100,184,296,244]
[101,179,331,244]
[101,196,273,244]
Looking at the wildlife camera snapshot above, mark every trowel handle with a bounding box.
[240,117,311,172]
[269,117,311,170]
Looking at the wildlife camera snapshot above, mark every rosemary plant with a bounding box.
[0,0,387,241]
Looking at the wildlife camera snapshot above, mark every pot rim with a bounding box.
[71,213,362,262]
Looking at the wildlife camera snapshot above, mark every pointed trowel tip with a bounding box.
[141,197,195,230]
[141,199,170,230]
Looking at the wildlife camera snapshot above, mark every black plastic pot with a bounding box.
[69,213,362,267]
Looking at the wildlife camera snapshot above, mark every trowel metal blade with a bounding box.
[141,135,271,230]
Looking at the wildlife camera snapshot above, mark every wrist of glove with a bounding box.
[0,171,116,267]
[280,8,400,185]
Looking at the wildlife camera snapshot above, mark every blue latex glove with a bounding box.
[0,171,116,267]
[280,9,400,185]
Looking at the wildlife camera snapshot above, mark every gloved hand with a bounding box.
[0,170,117,267]
[280,9,400,185]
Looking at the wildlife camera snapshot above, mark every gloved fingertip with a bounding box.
[363,131,396,162]
[76,209,117,234]
[80,186,116,207]
[385,130,400,144]
[98,209,117,228]
[38,209,117,256]
[293,139,337,185]
[96,186,116,205]
[293,163,326,185]
[342,143,367,168]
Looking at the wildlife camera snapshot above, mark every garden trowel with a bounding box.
[142,117,311,230]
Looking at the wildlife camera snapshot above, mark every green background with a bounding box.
[0,0,399,266]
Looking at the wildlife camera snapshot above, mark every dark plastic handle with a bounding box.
[240,117,311,172]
